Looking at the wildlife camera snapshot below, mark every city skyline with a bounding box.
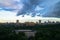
[0,16,60,23]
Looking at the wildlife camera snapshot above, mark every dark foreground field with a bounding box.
[0,23,60,40]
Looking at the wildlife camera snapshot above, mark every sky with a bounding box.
[0,0,60,23]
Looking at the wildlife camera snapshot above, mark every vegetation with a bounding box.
[0,23,60,40]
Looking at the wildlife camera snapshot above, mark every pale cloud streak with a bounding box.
[0,0,23,12]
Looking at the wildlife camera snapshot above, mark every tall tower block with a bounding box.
[39,20,41,24]
[16,20,20,26]
[16,20,19,23]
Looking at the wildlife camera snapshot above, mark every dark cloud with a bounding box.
[17,0,60,18]
[0,0,60,18]
[0,8,16,11]
[53,2,60,17]
[43,1,60,18]
[17,0,43,16]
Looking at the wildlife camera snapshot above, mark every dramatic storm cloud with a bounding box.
[17,0,43,16]
[42,1,60,18]
[0,0,60,17]
[17,0,60,17]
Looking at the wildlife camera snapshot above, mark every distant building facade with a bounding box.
[16,20,19,23]
[14,30,36,38]
[25,22,35,26]
[39,20,41,24]
[16,20,20,26]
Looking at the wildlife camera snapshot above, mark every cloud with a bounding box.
[0,10,17,20]
[42,1,60,18]
[17,0,60,18]
[17,0,43,16]
[0,0,23,11]
[0,0,60,18]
